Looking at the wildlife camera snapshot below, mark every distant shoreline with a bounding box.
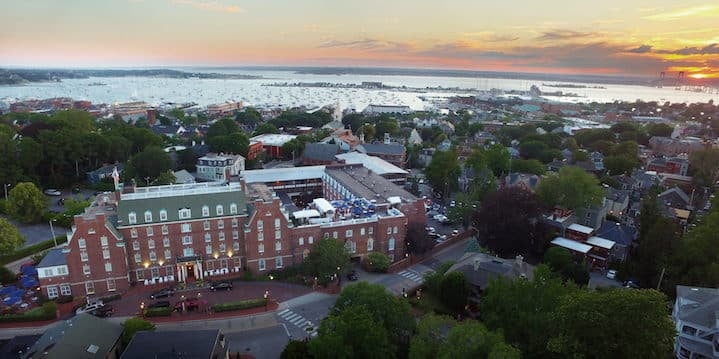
[0,68,262,85]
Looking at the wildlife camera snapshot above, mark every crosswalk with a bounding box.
[277,309,318,337]
[397,269,429,283]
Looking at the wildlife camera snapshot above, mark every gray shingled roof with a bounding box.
[302,143,340,162]
[676,286,719,329]
[357,143,406,155]
[24,314,122,359]
[37,248,66,268]
[121,330,224,359]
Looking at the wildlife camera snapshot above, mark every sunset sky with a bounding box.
[2,0,718,78]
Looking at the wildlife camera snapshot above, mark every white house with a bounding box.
[673,285,719,359]
[196,152,245,182]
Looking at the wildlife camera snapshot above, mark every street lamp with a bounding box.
[49,219,58,247]
[140,302,146,317]
[3,183,10,201]
[264,290,269,310]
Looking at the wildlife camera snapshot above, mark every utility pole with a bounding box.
[656,267,666,290]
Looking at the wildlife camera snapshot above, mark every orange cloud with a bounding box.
[643,5,719,21]
[171,0,244,14]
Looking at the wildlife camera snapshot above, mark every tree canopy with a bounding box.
[426,149,461,197]
[303,238,351,285]
[123,146,174,185]
[536,166,603,211]
[0,217,25,256]
[7,182,46,223]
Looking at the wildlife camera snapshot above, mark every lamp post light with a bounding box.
[49,219,58,247]
[264,290,269,311]
[336,266,341,287]
[140,302,146,317]
[3,183,10,201]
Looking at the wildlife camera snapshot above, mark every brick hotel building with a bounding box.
[37,164,425,299]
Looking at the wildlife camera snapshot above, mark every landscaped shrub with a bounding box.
[99,293,122,303]
[145,307,172,317]
[211,298,266,312]
[0,302,57,323]
[366,252,391,273]
[0,266,16,284]
[55,295,74,304]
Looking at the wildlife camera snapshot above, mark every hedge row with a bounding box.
[0,302,57,323]
[0,236,68,266]
[145,307,172,317]
[212,298,266,313]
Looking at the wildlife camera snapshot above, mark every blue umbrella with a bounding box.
[22,266,37,276]
[0,286,16,295]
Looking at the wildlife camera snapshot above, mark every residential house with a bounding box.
[659,187,692,210]
[575,198,610,231]
[22,314,122,359]
[648,156,690,176]
[673,285,719,359]
[355,143,407,168]
[173,169,196,184]
[407,129,423,146]
[504,173,541,192]
[87,164,123,185]
[250,134,297,158]
[196,152,245,182]
[121,329,229,359]
[302,143,342,166]
[596,221,637,262]
[605,188,630,222]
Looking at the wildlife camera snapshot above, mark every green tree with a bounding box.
[426,150,461,197]
[123,146,174,185]
[155,170,177,185]
[309,306,393,359]
[253,122,280,136]
[0,217,25,256]
[409,314,457,359]
[510,159,546,175]
[177,148,198,172]
[121,317,156,345]
[669,208,719,290]
[543,247,573,273]
[689,148,719,187]
[484,144,511,176]
[439,271,471,312]
[235,107,261,128]
[303,238,351,285]
[440,320,521,359]
[7,182,46,223]
[604,155,638,175]
[536,166,603,211]
[406,221,434,255]
[366,252,390,272]
[281,340,313,359]
[549,289,675,358]
[481,266,577,358]
[645,123,674,137]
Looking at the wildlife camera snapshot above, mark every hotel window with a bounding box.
[275,230,281,240]
[181,223,191,233]
[216,205,224,216]
[147,227,154,236]
[136,269,145,280]
[308,236,314,244]
[159,210,167,221]
[162,225,169,235]
[78,238,86,249]
[102,248,110,259]
[100,236,108,246]
[105,262,113,272]
[133,241,140,251]
[85,282,95,295]
[387,227,392,234]
[360,228,365,236]
[217,220,224,229]
[131,228,138,238]
[206,245,213,255]
[258,243,264,253]
[107,279,116,292]
[165,249,172,260]
[179,208,191,219]
[80,250,88,262]
[205,233,212,242]
[333,231,338,239]
[144,211,153,223]
[257,220,263,231]
[58,267,67,275]
[134,254,141,263]
[258,259,266,271]
[346,229,353,237]
[204,221,211,230]
[202,205,210,217]
[367,238,374,251]
[148,239,155,249]
[275,257,283,269]
[83,264,91,275]
[150,267,160,278]
[43,269,53,277]
[218,232,225,241]
[165,265,174,276]
[274,218,281,229]
[345,240,356,253]
[232,218,238,228]
[232,230,239,240]
[182,236,192,245]
[388,238,395,251]
[299,237,304,246]
[258,232,264,241]
[128,212,137,224]
[47,286,58,299]
[393,226,398,234]
[219,243,226,252]
[233,242,240,251]
[368,227,373,235]
[275,241,282,251]
[183,247,194,257]
[163,237,170,247]
[230,203,238,214]
[60,284,71,296]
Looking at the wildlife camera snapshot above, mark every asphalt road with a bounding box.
[226,325,290,359]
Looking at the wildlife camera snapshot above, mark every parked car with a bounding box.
[75,300,105,315]
[44,189,62,196]
[89,305,114,318]
[210,281,233,291]
[426,227,436,233]
[346,270,359,281]
[173,298,200,312]
[147,300,171,309]
[606,270,617,280]
[451,229,459,236]
[150,287,175,299]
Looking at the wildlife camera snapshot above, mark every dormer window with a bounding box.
[128,212,137,224]
[159,210,167,221]
[202,206,210,217]
[230,203,238,214]
[179,208,191,219]
[144,211,153,223]
[216,205,224,216]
